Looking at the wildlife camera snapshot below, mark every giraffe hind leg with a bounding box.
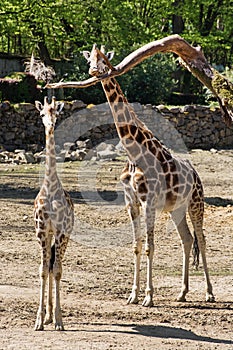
[192,231,200,270]
[171,208,193,302]
[188,205,215,302]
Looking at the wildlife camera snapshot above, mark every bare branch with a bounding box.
[46,34,233,125]
[46,76,100,89]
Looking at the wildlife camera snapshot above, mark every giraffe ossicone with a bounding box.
[34,96,74,330]
[83,45,215,306]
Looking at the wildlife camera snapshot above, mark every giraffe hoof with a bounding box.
[176,291,187,302]
[127,288,139,304]
[127,293,139,305]
[34,323,44,331]
[176,296,186,302]
[34,315,44,331]
[55,324,64,331]
[206,294,215,303]
[142,296,153,307]
[44,316,53,325]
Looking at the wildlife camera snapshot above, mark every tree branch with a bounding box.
[46,34,233,125]
[46,76,100,89]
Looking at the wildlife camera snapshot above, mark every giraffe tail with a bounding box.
[192,232,200,270]
[49,244,55,272]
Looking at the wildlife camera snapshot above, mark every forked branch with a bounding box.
[46,35,233,125]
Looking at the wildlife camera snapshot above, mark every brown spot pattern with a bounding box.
[118,125,129,138]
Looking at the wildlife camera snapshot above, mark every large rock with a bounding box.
[96,142,115,152]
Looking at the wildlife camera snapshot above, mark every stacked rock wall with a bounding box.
[0,101,232,154]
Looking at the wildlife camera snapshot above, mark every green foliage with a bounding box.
[0,0,232,65]
[0,0,232,104]
[0,73,39,103]
[223,67,233,84]
[118,54,177,105]
[175,0,232,65]
[203,66,233,106]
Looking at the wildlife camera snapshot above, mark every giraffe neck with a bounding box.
[102,77,140,125]
[44,130,59,182]
[101,78,171,163]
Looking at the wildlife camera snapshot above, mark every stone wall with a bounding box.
[0,101,232,154]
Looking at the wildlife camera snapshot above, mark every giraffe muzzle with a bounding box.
[89,67,98,76]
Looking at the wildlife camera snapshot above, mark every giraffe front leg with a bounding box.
[44,239,53,325]
[53,235,69,331]
[54,265,64,331]
[142,230,154,307]
[127,238,142,305]
[35,265,47,330]
[142,205,155,307]
[44,271,53,325]
[35,235,50,331]
[126,200,142,305]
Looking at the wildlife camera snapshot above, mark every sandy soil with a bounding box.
[0,149,232,349]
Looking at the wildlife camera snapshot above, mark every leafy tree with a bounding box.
[175,0,232,65]
[0,0,232,65]
[0,0,232,104]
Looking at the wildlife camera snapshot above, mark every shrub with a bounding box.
[0,73,40,103]
[118,54,177,105]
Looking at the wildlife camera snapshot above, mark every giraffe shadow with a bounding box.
[1,183,232,208]
[71,189,125,205]
[67,322,233,345]
[205,196,233,207]
[0,183,38,201]
[131,324,233,344]
[0,183,124,207]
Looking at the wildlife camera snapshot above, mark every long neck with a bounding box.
[102,77,143,126]
[44,130,58,181]
[101,77,170,163]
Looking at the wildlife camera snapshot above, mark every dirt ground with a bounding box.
[0,149,232,349]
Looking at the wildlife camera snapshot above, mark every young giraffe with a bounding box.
[83,44,215,306]
[34,96,74,330]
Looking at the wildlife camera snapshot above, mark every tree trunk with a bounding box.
[37,35,53,66]
[172,15,184,34]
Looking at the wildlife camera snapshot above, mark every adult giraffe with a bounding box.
[83,44,215,306]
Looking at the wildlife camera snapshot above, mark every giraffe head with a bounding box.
[35,96,64,134]
[83,44,114,76]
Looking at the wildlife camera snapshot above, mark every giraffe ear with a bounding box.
[106,51,114,61]
[82,51,91,61]
[35,101,43,112]
[56,101,64,113]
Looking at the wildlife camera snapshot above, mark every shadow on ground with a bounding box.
[0,183,125,206]
[205,196,233,207]
[67,322,233,346]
